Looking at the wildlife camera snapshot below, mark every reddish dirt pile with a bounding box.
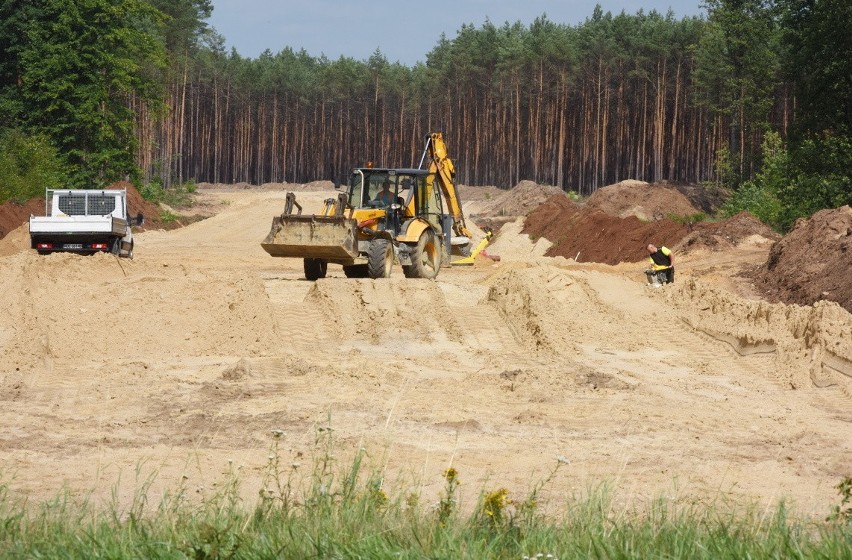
[752,205,852,312]
[522,194,690,264]
[0,198,43,239]
[586,180,702,221]
[520,182,778,266]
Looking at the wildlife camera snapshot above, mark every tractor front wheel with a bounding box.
[367,239,393,279]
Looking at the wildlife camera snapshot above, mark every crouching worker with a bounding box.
[645,244,674,285]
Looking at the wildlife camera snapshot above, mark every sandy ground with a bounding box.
[0,188,850,519]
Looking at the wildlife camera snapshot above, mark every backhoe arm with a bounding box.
[425,132,472,239]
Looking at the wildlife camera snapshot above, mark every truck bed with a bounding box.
[29,215,129,236]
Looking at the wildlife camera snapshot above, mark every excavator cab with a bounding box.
[348,170,391,208]
[347,170,415,211]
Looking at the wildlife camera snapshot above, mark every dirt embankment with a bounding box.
[0,198,43,239]
[752,206,852,312]
[522,195,691,264]
[480,181,775,269]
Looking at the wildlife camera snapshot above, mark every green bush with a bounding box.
[721,131,851,232]
[722,179,782,226]
[565,190,583,202]
[140,181,164,202]
[140,179,196,208]
[0,129,67,204]
[159,209,179,223]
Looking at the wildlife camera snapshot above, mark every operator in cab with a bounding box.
[374,180,395,206]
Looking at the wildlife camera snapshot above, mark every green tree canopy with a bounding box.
[1,0,167,188]
[0,129,67,203]
[780,0,852,137]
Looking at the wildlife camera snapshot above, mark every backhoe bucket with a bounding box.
[261,214,359,260]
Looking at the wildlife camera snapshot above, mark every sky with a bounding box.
[206,0,707,66]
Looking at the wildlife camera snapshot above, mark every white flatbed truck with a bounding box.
[29,189,142,258]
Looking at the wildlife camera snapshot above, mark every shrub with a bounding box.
[721,132,786,230]
[666,212,707,225]
[159,209,179,223]
[140,181,163,202]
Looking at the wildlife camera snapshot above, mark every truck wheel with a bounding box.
[304,258,327,280]
[110,238,121,255]
[403,229,441,279]
[367,239,393,279]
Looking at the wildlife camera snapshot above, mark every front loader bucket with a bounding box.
[261,215,359,260]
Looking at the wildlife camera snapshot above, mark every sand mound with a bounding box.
[483,217,554,262]
[752,205,852,312]
[471,180,563,218]
[457,184,504,202]
[586,180,702,220]
[488,266,629,353]
[0,250,279,369]
[677,212,780,255]
[0,223,31,257]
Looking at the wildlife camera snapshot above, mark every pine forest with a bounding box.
[1,0,849,228]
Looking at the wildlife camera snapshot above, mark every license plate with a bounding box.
[63,244,83,249]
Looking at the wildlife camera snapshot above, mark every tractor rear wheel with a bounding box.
[403,229,441,279]
[304,258,327,280]
[343,264,369,278]
[367,239,393,279]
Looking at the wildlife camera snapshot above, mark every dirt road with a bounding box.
[0,188,849,517]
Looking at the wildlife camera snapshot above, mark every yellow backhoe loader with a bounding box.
[261,132,490,280]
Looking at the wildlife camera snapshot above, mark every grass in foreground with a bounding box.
[0,432,848,559]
